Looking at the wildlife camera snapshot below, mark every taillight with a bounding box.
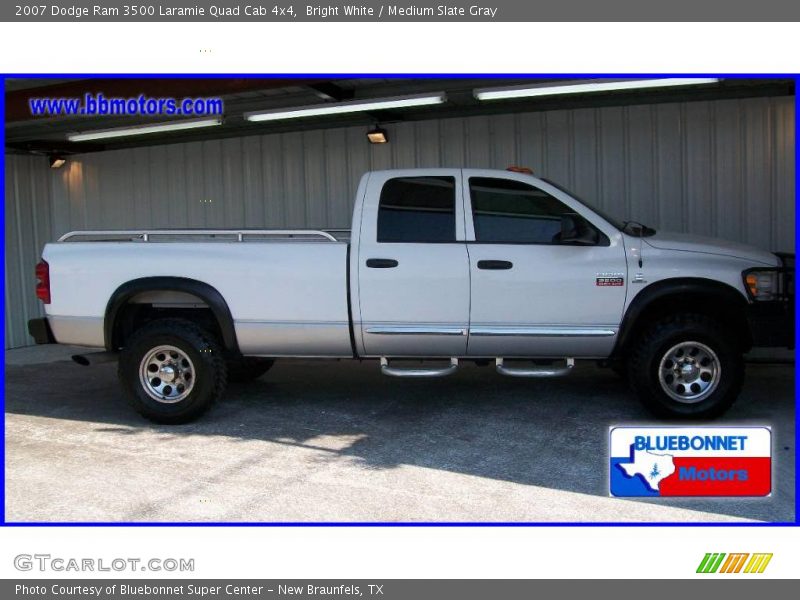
[35,259,50,304]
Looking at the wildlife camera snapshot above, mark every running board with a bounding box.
[495,357,575,378]
[380,357,459,378]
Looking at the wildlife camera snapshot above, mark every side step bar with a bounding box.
[380,357,459,378]
[495,357,575,378]
[378,357,576,379]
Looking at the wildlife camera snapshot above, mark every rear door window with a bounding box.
[377,176,456,243]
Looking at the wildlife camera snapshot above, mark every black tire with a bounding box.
[118,318,227,424]
[226,357,275,383]
[627,314,744,419]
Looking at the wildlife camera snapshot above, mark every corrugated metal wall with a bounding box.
[5,154,53,348]
[4,95,795,348]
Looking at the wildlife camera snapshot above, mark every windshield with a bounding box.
[540,177,627,231]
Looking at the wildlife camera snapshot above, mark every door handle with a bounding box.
[477,260,513,270]
[366,258,399,268]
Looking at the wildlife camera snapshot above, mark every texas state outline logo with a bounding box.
[609,426,772,497]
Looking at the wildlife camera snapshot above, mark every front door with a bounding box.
[356,170,470,357]
[463,171,628,358]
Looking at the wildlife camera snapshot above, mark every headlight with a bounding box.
[743,269,779,301]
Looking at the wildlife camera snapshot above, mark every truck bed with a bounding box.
[44,229,353,356]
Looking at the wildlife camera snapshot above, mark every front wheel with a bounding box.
[118,318,227,424]
[627,314,744,419]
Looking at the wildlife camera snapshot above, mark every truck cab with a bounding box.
[352,169,627,359]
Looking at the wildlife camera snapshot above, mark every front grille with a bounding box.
[775,252,795,303]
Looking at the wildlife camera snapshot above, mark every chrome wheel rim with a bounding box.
[139,345,195,403]
[658,341,720,403]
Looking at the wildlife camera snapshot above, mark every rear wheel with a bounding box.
[226,357,275,382]
[119,318,227,424]
[627,314,744,419]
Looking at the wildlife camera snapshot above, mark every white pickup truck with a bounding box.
[28,168,793,423]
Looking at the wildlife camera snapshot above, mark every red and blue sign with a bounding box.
[609,426,771,497]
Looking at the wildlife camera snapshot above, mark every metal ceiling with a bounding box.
[4,77,794,155]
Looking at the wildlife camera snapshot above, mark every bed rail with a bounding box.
[57,229,348,243]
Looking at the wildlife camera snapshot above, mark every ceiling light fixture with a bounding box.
[67,117,223,142]
[474,78,722,101]
[244,92,447,122]
[366,125,389,144]
[49,156,66,169]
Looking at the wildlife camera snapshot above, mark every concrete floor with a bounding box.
[4,345,795,523]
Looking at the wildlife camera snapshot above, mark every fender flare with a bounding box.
[614,277,750,355]
[104,277,239,353]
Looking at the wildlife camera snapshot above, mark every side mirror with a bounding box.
[559,214,599,246]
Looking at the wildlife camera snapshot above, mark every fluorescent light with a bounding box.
[67,118,223,142]
[474,78,722,101]
[245,93,446,122]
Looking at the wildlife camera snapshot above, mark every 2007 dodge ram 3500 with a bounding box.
[28,168,793,423]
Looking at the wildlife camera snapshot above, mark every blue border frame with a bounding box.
[1,73,797,527]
